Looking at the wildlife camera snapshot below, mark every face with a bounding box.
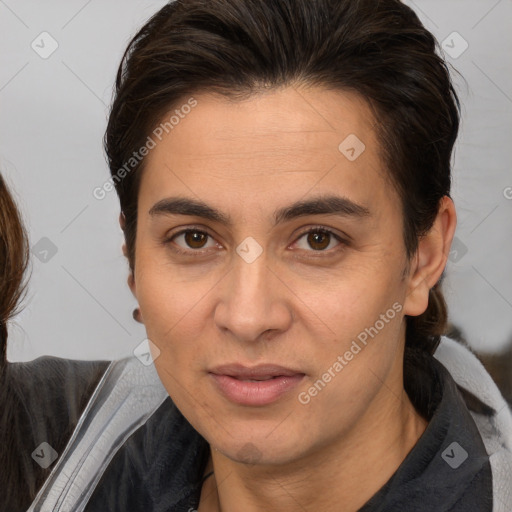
[132,85,416,465]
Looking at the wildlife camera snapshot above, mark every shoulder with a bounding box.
[4,355,111,431]
[433,336,512,512]
[26,354,179,512]
[433,336,512,427]
[5,355,110,390]
[0,356,110,512]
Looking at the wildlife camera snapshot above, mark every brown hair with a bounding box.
[104,0,459,358]
[0,174,29,365]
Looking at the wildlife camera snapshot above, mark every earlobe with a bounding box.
[119,211,126,231]
[132,306,143,323]
[403,196,457,317]
[403,250,431,316]
[128,273,143,323]
[120,211,137,298]
[128,271,137,297]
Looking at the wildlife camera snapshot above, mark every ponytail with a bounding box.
[403,281,448,418]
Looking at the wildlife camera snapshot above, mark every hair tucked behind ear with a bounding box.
[0,174,30,366]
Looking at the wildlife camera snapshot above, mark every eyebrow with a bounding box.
[149,194,371,227]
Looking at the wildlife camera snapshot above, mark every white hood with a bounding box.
[434,336,512,512]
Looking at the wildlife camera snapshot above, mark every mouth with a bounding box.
[209,363,306,406]
[233,376,283,382]
[210,363,304,379]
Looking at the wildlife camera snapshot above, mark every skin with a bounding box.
[128,84,457,512]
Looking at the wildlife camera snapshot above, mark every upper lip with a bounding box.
[209,363,305,379]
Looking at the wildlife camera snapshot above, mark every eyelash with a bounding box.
[164,225,348,258]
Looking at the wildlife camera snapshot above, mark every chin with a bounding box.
[213,432,308,467]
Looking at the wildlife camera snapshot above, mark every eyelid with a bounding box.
[294,224,350,242]
[291,225,348,255]
[164,225,220,256]
[165,224,349,257]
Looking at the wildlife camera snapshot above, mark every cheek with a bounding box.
[308,295,404,382]
[297,310,405,436]
[135,249,214,342]
[301,264,404,344]
[297,268,406,406]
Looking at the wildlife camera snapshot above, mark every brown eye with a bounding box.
[294,227,345,254]
[307,231,331,251]
[183,230,208,249]
[167,228,217,254]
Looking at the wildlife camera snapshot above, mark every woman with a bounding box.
[0,174,110,511]
[2,1,512,511]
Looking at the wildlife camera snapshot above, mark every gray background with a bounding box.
[1,0,511,362]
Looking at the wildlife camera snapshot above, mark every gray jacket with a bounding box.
[3,337,511,511]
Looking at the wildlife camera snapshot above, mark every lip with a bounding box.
[209,363,305,406]
[210,363,304,379]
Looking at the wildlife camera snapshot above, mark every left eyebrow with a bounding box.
[273,195,371,224]
[148,194,371,227]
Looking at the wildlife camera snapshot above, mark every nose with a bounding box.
[214,247,293,345]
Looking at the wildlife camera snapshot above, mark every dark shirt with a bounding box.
[1,349,493,512]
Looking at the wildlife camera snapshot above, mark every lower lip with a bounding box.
[210,373,305,406]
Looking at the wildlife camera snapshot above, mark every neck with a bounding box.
[198,388,428,512]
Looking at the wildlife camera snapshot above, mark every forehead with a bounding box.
[155,86,375,155]
[139,85,391,216]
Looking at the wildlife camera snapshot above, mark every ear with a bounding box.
[403,196,457,317]
[119,211,138,298]
[119,211,126,231]
[127,270,137,298]
[119,212,129,259]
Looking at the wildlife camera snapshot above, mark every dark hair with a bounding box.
[0,174,29,365]
[105,0,459,360]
